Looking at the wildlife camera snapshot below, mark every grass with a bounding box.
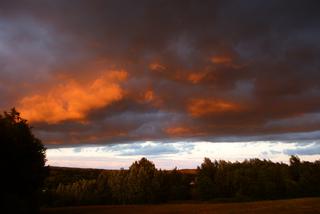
[41,197,320,214]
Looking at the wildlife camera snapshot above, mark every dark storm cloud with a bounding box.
[1,0,320,146]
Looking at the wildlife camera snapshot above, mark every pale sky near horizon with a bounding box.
[46,141,320,169]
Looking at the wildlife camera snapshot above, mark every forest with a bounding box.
[41,156,320,207]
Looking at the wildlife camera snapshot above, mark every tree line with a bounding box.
[43,158,192,206]
[2,108,320,211]
[42,156,320,207]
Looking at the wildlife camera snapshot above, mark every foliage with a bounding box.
[1,108,47,213]
[43,156,320,207]
[44,167,104,189]
[126,158,159,203]
[45,158,193,206]
[108,169,129,204]
[195,156,320,200]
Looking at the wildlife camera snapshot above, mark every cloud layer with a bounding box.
[1,0,320,146]
[46,141,320,169]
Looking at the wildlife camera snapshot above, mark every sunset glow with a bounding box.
[188,99,241,117]
[1,0,319,168]
[19,70,127,123]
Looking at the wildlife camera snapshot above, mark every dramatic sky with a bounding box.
[1,0,320,168]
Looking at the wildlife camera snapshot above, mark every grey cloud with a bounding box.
[284,143,320,156]
[73,147,82,153]
[103,142,195,156]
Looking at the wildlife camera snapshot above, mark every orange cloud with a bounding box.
[165,126,191,136]
[188,98,240,117]
[19,70,127,123]
[187,71,209,84]
[165,125,206,137]
[210,55,232,65]
[140,88,163,107]
[144,89,155,102]
[149,63,166,71]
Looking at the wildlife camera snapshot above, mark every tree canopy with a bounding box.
[1,108,47,213]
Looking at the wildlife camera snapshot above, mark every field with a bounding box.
[41,197,320,214]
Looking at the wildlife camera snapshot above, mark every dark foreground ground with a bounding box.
[41,197,320,214]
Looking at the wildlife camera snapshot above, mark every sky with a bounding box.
[1,0,320,169]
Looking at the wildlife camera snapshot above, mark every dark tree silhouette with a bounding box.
[1,108,47,213]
